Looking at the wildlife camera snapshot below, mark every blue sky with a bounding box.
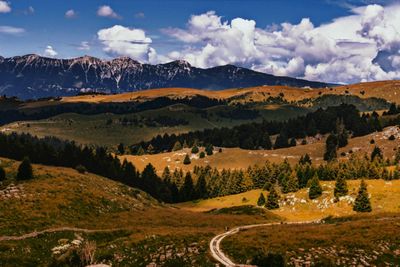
[0,0,399,83]
[0,0,371,57]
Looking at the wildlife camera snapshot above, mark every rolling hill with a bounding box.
[120,125,400,173]
[0,157,277,266]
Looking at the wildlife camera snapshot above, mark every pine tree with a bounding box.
[147,144,154,154]
[324,134,338,161]
[299,154,312,165]
[117,143,125,155]
[289,138,297,147]
[334,175,348,198]
[266,186,280,210]
[371,146,383,162]
[195,175,208,199]
[17,157,33,180]
[0,166,5,181]
[274,129,289,149]
[136,146,145,155]
[353,180,372,212]
[183,154,191,165]
[306,118,317,136]
[261,132,272,150]
[257,192,266,206]
[205,144,214,155]
[191,145,199,154]
[308,175,322,199]
[172,141,182,151]
[162,166,171,181]
[180,172,195,201]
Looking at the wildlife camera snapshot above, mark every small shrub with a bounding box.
[17,157,33,180]
[191,145,199,154]
[199,151,205,158]
[251,252,285,267]
[183,154,191,165]
[370,139,375,144]
[389,135,396,141]
[75,165,87,174]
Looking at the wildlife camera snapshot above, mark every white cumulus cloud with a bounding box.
[97,25,156,62]
[97,5,120,19]
[43,45,58,58]
[161,4,400,84]
[0,1,11,13]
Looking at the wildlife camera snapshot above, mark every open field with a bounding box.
[49,80,400,105]
[179,179,400,221]
[0,157,278,266]
[121,126,400,173]
[222,213,400,266]
[0,104,306,147]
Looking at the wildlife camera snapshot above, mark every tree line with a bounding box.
[0,131,397,205]
[0,95,225,126]
[132,104,389,154]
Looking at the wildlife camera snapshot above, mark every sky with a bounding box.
[0,0,399,84]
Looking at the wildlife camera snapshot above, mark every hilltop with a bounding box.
[56,80,400,105]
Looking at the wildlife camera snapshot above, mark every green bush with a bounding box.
[17,157,33,180]
[183,154,191,165]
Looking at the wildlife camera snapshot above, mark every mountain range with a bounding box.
[0,54,331,99]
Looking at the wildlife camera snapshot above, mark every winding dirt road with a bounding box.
[209,220,321,267]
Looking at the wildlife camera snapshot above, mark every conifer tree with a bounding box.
[289,138,297,147]
[324,134,338,161]
[353,180,372,212]
[308,175,322,199]
[266,186,280,210]
[117,143,125,155]
[299,154,312,165]
[371,146,383,162]
[147,144,154,154]
[199,151,205,158]
[172,141,182,151]
[334,175,348,198]
[274,129,289,149]
[205,144,214,155]
[191,145,199,154]
[0,166,5,181]
[180,172,195,201]
[261,132,272,150]
[183,154,191,165]
[17,157,33,180]
[195,175,208,199]
[257,192,266,206]
[162,166,171,181]
[136,146,145,155]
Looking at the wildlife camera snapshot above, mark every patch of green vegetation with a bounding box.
[206,205,281,219]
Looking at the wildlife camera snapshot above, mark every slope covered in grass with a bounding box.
[0,157,280,266]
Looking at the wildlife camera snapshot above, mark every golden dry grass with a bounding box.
[19,80,400,109]
[222,213,400,265]
[121,126,400,173]
[178,179,400,221]
[0,157,277,238]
